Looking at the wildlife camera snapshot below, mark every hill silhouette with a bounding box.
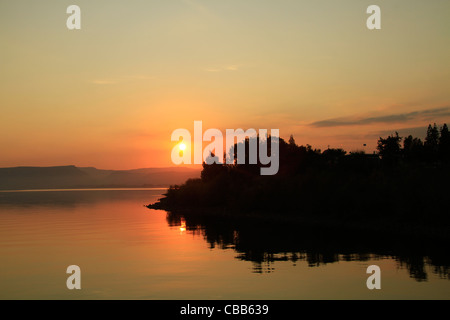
[0,166,200,190]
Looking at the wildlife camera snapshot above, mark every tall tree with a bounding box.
[403,135,424,160]
[424,123,439,161]
[425,123,439,149]
[439,123,450,161]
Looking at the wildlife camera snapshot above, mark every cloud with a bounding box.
[225,65,239,71]
[205,65,240,72]
[90,79,118,85]
[371,126,429,139]
[310,107,450,128]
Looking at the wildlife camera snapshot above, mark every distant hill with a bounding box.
[0,165,200,190]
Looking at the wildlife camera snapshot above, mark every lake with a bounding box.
[0,189,448,299]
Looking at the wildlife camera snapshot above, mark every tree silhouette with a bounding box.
[403,135,424,161]
[288,135,296,146]
[201,152,226,182]
[439,124,450,161]
[322,148,347,165]
[425,123,439,160]
[377,132,401,164]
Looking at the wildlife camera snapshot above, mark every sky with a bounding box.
[1,0,450,169]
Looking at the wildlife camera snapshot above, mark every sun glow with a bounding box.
[179,143,186,151]
[180,221,186,233]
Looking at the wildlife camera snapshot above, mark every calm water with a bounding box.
[0,189,449,300]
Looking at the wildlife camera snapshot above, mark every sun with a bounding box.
[179,143,186,151]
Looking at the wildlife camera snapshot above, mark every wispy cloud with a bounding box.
[90,80,118,85]
[310,107,450,128]
[370,126,429,139]
[205,65,240,72]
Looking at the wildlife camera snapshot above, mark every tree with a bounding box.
[439,123,450,161]
[201,152,227,182]
[322,148,346,165]
[424,123,439,156]
[288,135,296,146]
[403,135,424,160]
[377,132,401,164]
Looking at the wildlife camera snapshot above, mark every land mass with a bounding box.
[148,124,450,240]
[0,165,200,190]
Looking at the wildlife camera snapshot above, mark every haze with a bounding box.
[1,0,449,169]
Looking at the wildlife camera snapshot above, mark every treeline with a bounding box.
[149,124,450,233]
[378,123,450,163]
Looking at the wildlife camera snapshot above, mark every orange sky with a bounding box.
[1,1,449,169]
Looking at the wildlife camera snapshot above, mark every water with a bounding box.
[0,189,448,299]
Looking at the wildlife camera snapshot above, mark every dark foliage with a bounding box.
[149,124,450,233]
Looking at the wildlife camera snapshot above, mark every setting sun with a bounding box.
[1,0,450,303]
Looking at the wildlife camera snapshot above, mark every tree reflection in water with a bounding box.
[166,211,450,281]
